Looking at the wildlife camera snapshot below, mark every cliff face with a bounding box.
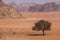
[0,0,21,19]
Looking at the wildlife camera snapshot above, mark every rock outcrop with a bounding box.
[0,0,21,19]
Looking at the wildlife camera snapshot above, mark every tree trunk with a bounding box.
[42,30,45,36]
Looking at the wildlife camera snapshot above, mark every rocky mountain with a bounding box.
[17,3,36,12]
[0,0,60,19]
[0,0,22,19]
[17,2,60,12]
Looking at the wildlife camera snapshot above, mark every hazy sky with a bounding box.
[3,0,60,4]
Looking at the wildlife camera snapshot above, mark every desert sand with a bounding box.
[0,12,60,40]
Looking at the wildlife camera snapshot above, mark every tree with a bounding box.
[32,20,51,35]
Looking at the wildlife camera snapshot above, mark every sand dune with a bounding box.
[0,12,60,40]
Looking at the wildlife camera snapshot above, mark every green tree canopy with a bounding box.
[32,20,51,35]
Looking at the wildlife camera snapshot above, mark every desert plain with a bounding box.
[0,11,60,40]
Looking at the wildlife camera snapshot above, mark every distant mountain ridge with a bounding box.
[0,0,60,19]
[16,2,60,12]
[17,3,37,12]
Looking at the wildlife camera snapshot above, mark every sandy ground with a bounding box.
[0,12,60,40]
